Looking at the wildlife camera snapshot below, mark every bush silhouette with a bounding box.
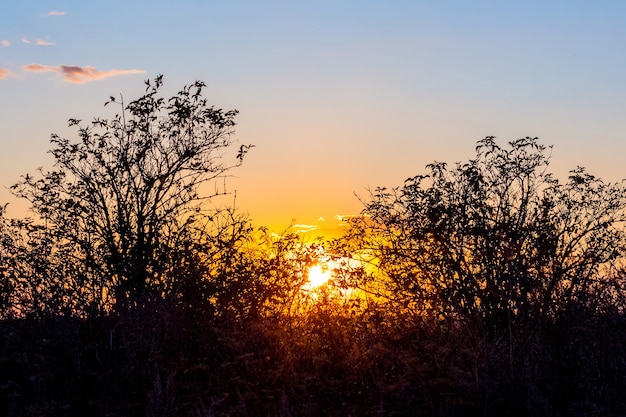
[10,75,252,314]
[342,136,626,331]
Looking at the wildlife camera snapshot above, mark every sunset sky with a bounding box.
[1,1,625,237]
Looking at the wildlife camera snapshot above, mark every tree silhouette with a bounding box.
[0,205,14,317]
[343,137,626,331]
[12,75,252,311]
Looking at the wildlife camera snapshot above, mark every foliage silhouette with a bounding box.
[11,75,252,312]
[342,136,626,331]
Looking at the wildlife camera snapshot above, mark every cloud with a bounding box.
[35,39,55,46]
[1,40,9,47]
[46,11,66,16]
[0,68,9,79]
[21,37,55,46]
[23,64,49,72]
[23,64,146,83]
[335,214,359,222]
[293,224,319,234]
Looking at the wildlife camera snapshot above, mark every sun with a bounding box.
[306,264,331,288]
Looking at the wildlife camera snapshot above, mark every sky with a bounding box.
[1,1,625,237]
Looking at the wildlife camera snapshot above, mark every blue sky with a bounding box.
[1,1,625,235]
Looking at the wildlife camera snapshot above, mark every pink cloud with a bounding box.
[23,64,49,72]
[21,37,31,44]
[46,11,66,16]
[23,64,146,83]
[35,38,55,46]
[0,68,9,79]
[1,40,9,47]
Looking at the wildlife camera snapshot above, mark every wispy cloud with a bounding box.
[335,214,359,222]
[46,11,66,16]
[0,68,9,79]
[23,64,146,84]
[1,40,9,47]
[35,39,55,46]
[293,224,319,233]
[21,37,55,46]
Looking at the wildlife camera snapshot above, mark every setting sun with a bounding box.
[306,264,331,288]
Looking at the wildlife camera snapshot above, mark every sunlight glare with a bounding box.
[307,264,331,288]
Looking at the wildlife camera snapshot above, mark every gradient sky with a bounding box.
[1,1,625,237]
